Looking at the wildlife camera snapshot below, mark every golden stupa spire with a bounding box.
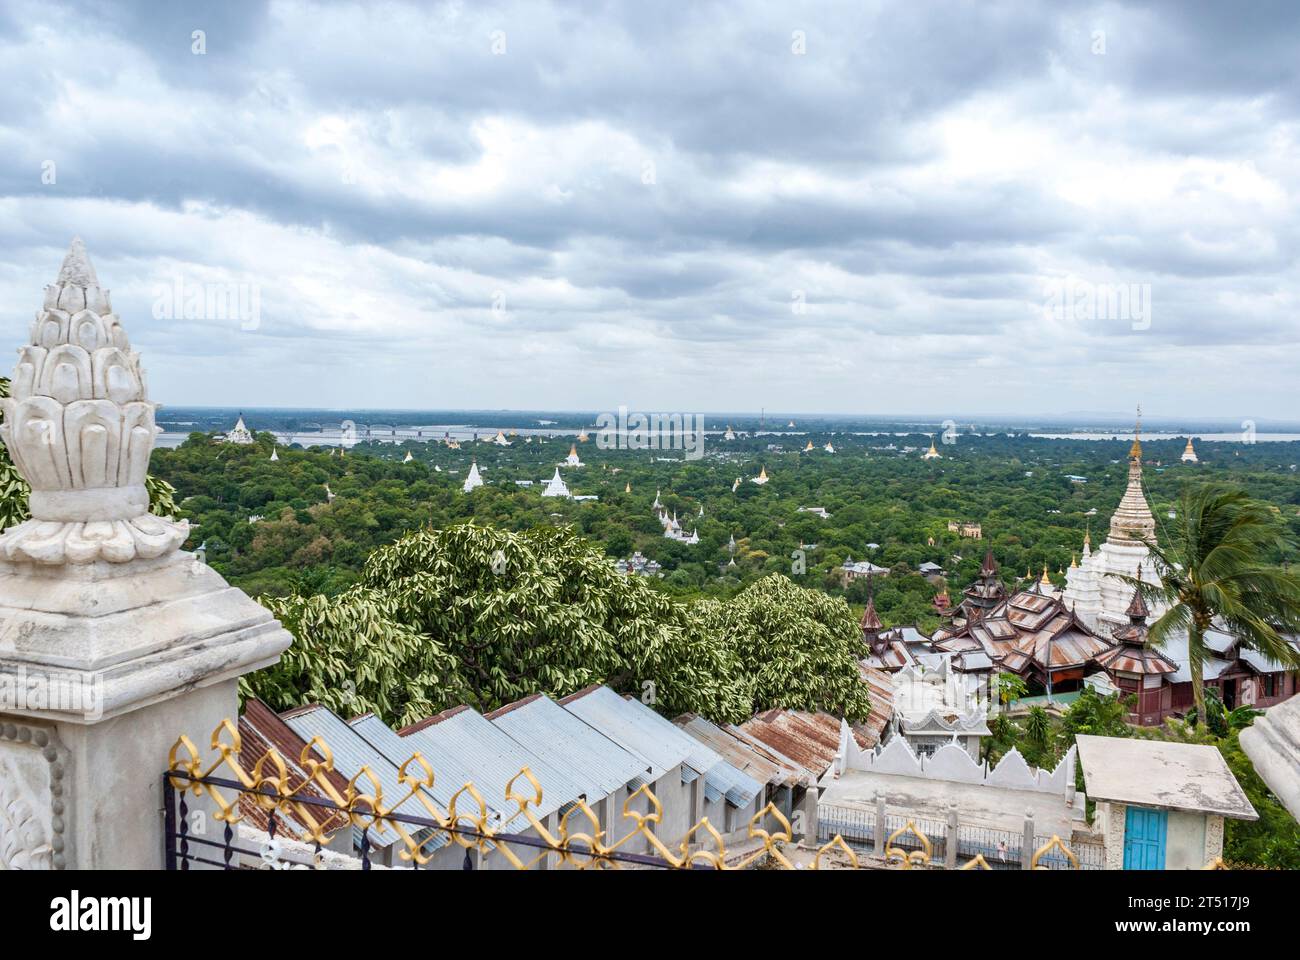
[1129,404,1143,460]
[624,481,630,493]
[1039,563,1051,586]
[1083,521,1091,548]
[1070,554,1077,569]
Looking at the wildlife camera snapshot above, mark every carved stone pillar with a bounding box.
[0,240,292,869]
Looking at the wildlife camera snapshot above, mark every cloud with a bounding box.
[0,0,1297,417]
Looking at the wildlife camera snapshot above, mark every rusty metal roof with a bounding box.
[856,664,895,747]
[737,710,868,780]
[939,588,1113,674]
[1095,640,1178,676]
[238,699,351,841]
[674,714,786,788]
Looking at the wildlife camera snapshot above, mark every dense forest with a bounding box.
[149,427,1300,634]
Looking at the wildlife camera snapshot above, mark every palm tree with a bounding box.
[1115,484,1300,727]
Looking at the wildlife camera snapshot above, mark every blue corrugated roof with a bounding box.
[488,695,651,800]
[400,706,584,825]
[562,687,761,808]
[281,705,445,851]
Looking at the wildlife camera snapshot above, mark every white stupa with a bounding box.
[269,447,279,462]
[463,460,483,493]
[824,441,836,453]
[403,451,414,463]
[732,477,741,492]
[564,444,584,467]
[1063,419,1165,630]
[224,414,254,445]
[751,466,769,485]
[723,424,736,441]
[541,467,571,498]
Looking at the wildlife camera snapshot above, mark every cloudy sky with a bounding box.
[1,1,1297,419]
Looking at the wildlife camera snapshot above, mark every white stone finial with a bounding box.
[0,239,188,563]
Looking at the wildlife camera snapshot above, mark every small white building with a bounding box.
[224,414,255,444]
[541,467,570,498]
[462,461,483,493]
[1076,735,1257,869]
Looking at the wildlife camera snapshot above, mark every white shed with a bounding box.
[1075,735,1257,869]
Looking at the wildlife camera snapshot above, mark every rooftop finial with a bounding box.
[0,238,187,564]
[57,236,99,288]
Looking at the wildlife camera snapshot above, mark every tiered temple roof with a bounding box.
[935,583,1113,683]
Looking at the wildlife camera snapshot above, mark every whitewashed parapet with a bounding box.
[839,723,1077,799]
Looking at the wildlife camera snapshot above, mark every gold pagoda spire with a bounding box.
[1040,564,1051,586]
[1129,404,1143,461]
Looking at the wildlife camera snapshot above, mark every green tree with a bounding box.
[996,672,1027,708]
[1117,484,1300,726]
[696,573,871,722]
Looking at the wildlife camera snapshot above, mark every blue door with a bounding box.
[1123,807,1167,869]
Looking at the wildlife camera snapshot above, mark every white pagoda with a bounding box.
[723,424,736,441]
[564,444,584,467]
[269,447,279,462]
[824,441,836,453]
[462,460,484,493]
[403,451,414,463]
[751,466,769,485]
[224,414,254,444]
[1063,424,1165,630]
[541,467,571,498]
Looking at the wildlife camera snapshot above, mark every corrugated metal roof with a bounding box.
[237,699,351,840]
[280,704,447,850]
[675,714,783,788]
[348,712,498,816]
[558,685,690,780]
[720,723,814,787]
[856,664,895,747]
[738,710,866,779]
[561,686,761,807]
[485,694,651,800]
[397,704,583,822]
